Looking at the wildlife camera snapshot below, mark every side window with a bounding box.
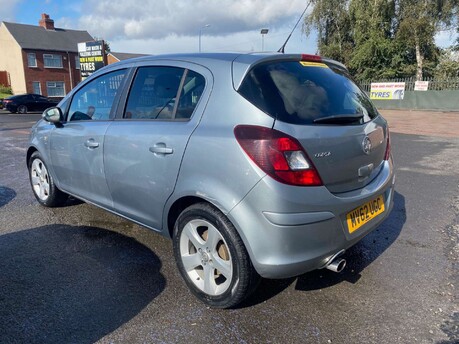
[176,70,205,119]
[68,69,126,121]
[125,67,205,120]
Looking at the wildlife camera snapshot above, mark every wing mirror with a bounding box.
[42,107,63,125]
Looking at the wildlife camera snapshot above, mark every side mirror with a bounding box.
[42,107,63,124]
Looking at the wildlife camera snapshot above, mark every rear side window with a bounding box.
[125,66,205,120]
[238,61,378,125]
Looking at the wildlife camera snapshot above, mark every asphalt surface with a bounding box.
[0,109,458,344]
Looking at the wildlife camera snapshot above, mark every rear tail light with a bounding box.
[234,125,323,186]
[384,128,391,160]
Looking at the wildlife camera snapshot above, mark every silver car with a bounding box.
[27,53,395,308]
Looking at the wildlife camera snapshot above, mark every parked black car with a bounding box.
[0,98,3,109]
[3,94,59,114]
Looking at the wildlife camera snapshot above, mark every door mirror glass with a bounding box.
[42,107,62,124]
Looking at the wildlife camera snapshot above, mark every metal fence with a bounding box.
[358,77,459,92]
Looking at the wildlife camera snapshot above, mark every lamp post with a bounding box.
[260,28,269,51]
[199,24,211,52]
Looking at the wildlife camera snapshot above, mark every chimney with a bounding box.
[39,13,55,30]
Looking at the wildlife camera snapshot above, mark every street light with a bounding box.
[260,28,269,51]
[199,24,211,52]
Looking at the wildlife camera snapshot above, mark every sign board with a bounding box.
[414,81,429,91]
[78,40,106,79]
[370,82,405,100]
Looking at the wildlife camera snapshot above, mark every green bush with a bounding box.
[0,84,13,95]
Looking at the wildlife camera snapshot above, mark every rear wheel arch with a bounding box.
[167,196,220,238]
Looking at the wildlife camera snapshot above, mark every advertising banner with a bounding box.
[370,82,406,100]
[78,41,106,79]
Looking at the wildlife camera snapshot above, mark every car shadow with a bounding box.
[0,186,16,207]
[0,224,165,343]
[240,190,406,307]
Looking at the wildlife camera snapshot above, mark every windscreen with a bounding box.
[238,60,379,125]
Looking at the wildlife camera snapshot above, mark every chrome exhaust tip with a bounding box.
[325,258,346,273]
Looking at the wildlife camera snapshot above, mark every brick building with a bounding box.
[0,14,93,97]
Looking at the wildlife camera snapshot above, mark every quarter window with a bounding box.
[28,53,37,67]
[68,69,126,121]
[47,82,65,97]
[44,54,63,68]
[125,66,205,120]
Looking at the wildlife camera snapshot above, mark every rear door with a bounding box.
[49,68,128,208]
[104,62,211,230]
[238,58,388,193]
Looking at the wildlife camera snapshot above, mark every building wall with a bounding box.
[0,23,26,93]
[107,54,120,65]
[22,49,82,97]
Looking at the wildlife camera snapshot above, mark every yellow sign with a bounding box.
[346,195,385,233]
[300,61,329,68]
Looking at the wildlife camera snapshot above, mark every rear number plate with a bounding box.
[346,195,385,233]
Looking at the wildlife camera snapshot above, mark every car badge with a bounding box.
[362,136,372,155]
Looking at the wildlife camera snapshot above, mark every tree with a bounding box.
[303,0,354,65]
[396,0,458,80]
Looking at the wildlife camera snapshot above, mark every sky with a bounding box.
[0,0,457,56]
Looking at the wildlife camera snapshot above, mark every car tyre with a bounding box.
[28,151,68,207]
[173,202,260,308]
[17,105,27,114]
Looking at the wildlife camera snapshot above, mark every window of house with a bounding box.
[125,66,205,120]
[28,53,37,67]
[32,82,41,95]
[75,56,80,70]
[44,54,63,68]
[47,81,65,97]
[68,69,126,121]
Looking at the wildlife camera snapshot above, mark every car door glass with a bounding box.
[125,67,184,120]
[68,69,126,121]
[176,70,205,119]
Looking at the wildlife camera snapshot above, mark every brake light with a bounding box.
[384,128,391,160]
[234,125,323,186]
[301,54,322,63]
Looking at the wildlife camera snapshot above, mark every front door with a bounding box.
[49,69,128,208]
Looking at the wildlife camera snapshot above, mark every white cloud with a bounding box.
[77,0,308,40]
[435,30,458,48]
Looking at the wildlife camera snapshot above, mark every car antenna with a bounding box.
[278,0,312,53]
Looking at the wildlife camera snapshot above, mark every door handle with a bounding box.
[149,145,173,155]
[84,139,100,148]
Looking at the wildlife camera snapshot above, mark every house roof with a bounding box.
[109,52,150,61]
[2,21,94,52]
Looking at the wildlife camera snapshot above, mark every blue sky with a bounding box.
[1,0,457,55]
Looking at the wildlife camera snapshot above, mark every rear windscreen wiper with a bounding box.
[313,114,364,124]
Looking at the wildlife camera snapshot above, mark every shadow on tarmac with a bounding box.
[0,225,165,343]
[240,190,406,307]
[0,186,16,207]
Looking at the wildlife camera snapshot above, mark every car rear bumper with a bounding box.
[228,158,395,279]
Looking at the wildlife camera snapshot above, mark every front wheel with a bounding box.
[17,105,27,114]
[173,203,260,308]
[28,151,68,207]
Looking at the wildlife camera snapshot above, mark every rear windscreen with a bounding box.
[238,61,379,125]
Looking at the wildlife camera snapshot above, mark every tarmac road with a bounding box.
[0,109,458,344]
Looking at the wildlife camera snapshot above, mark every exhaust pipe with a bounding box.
[325,257,346,273]
[321,249,346,273]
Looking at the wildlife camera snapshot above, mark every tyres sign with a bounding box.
[78,41,106,79]
[370,82,405,100]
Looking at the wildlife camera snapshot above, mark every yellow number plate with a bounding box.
[346,195,385,233]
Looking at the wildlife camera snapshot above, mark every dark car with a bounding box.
[3,94,59,114]
[0,98,3,109]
